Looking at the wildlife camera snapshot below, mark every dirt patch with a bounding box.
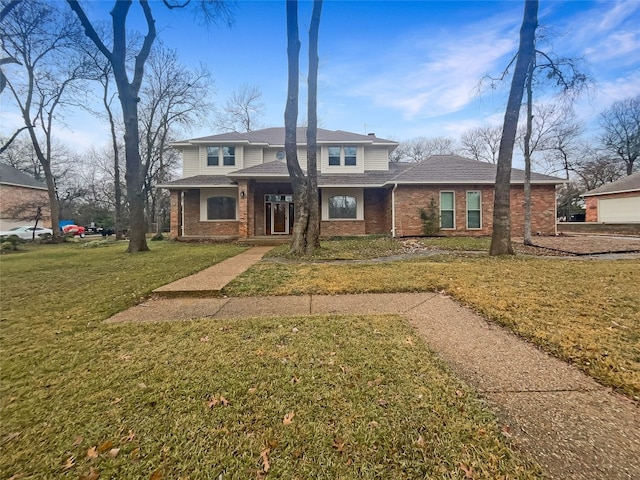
[527,235,640,255]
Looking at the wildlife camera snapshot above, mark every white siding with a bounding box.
[200,145,245,175]
[598,196,640,222]
[182,147,201,176]
[244,147,263,168]
[363,146,390,171]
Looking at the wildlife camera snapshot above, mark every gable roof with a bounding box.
[582,171,640,197]
[173,127,398,147]
[0,163,47,190]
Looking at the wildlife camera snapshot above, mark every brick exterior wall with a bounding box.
[169,190,182,237]
[169,183,557,239]
[393,184,556,237]
[0,184,51,229]
[364,188,390,234]
[584,191,639,222]
[182,189,239,237]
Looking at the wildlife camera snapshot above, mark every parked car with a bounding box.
[0,225,53,240]
[62,224,86,237]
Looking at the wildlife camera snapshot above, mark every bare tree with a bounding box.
[67,0,233,252]
[490,0,538,256]
[138,45,212,236]
[534,106,583,179]
[573,145,625,191]
[599,95,640,175]
[213,83,265,133]
[1,0,89,239]
[390,136,458,162]
[460,126,502,163]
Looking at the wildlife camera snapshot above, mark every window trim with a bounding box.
[439,191,456,230]
[206,195,237,221]
[326,145,358,167]
[328,194,358,220]
[205,145,236,167]
[466,190,482,229]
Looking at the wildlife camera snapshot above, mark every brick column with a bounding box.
[169,190,182,238]
[238,180,249,238]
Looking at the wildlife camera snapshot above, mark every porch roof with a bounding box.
[157,175,236,189]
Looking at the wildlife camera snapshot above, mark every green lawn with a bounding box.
[0,241,542,479]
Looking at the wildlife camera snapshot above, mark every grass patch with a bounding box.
[266,236,403,260]
[417,236,492,251]
[227,255,640,398]
[1,241,541,478]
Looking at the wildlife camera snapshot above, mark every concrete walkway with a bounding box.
[106,250,639,480]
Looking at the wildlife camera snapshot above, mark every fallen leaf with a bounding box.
[123,430,136,442]
[455,390,464,397]
[501,425,512,438]
[79,467,100,480]
[118,354,131,361]
[72,436,83,447]
[377,398,388,408]
[248,387,257,394]
[405,336,414,345]
[200,336,209,342]
[291,327,299,334]
[290,375,300,384]
[256,348,265,356]
[369,421,379,428]
[8,474,25,480]
[130,447,141,460]
[220,396,229,406]
[332,439,346,454]
[416,435,425,447]
[477,428,486,437]
[111,397,123,405]
[459,462,474,479]
[62,455,75,470]
[108,448,120,458]
[260,448,270,473]
[97,441,113,453]
[207,396,220,408]
[86,446,98,460]
[283,411,295,425]
[149,470,162,480]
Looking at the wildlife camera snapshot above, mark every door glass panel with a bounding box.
[273,203,286,233]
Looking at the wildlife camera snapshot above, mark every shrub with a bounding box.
[419,198,440,236]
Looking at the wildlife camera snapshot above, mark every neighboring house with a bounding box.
[0,163,50,230]
[159,127,562,240]
[582,172,640,223]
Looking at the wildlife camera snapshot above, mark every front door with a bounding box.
[271,202,289,234]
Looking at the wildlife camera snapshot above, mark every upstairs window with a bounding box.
[207,196,236,220]
[327,146,357,166]
[223,146,235,166]
[328,147,341,166]
[344,146,357,166]
[328,195,357,219]
[440,191,455,229]
[206,146,235,166]
[207,146,219,166]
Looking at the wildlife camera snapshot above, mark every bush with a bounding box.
[0,235,24,252]
[419,198,440,236]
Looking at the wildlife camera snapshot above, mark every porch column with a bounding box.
[238,180,249,238]
[169,190,182,238]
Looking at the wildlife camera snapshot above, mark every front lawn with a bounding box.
[229,238,640,398]
[0,241,541,478]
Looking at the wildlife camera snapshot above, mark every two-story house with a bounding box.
[160,127,562,239]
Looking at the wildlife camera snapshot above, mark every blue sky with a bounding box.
[3,0,640,154]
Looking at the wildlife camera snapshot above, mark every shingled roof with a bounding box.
[582,171,640,197]
[0,163,47,190]
[159,155,564,189]
[173,127,398,147]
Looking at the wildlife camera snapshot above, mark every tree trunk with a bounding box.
[104,88,124,240]
[284,0,308,255]
[490,0,538,256]
[120,95,149,252]
[523,57,535,246]
[305,0,323,254]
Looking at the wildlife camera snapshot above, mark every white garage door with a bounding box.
[598,196,640,222]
